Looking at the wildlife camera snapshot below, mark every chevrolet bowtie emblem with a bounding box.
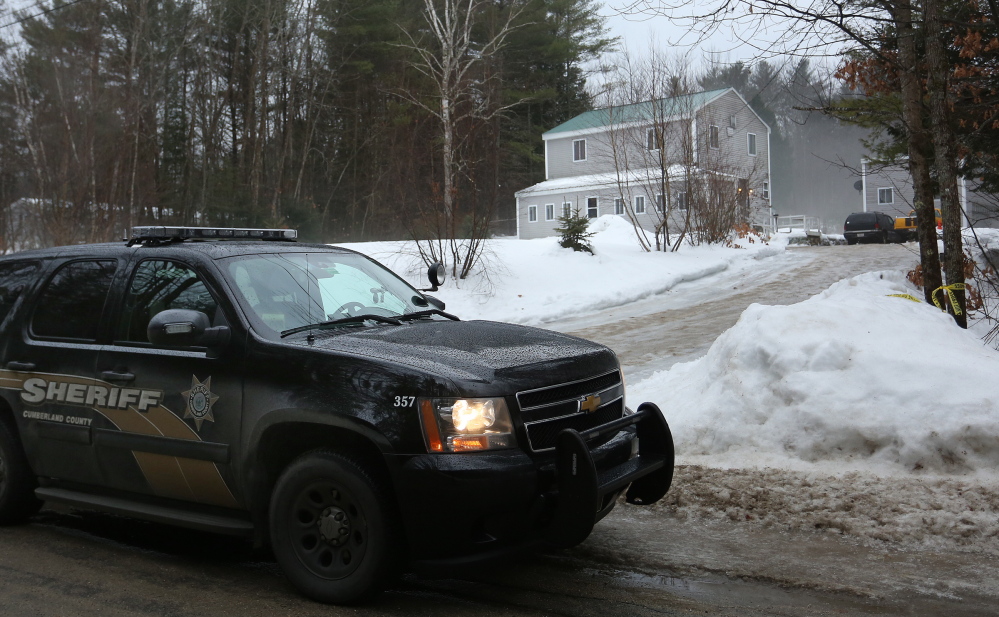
[580,394,601,414]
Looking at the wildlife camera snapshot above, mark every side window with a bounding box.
[878,188,894,205]
[119,260,219,344]
[31,260,117,341]
[0,262,38,325]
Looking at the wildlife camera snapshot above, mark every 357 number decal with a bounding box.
[393,396,416,408]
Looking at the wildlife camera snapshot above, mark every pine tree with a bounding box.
[555,208,594,254]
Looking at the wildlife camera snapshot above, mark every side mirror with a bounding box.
[421,262,446,292]
[147,309,230,348]
[424,295,446,311]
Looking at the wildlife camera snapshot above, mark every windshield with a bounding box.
[224,252,425,335]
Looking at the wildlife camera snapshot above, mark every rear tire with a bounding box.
[269,450,399,604]
[0,417,42,525]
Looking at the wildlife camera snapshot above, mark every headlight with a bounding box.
[419,397,516,453]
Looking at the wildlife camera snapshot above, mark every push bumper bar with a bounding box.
[549,402,674,548]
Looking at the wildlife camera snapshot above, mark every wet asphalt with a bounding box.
[4,243,994,616]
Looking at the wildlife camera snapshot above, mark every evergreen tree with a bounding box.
[555,208,594,254]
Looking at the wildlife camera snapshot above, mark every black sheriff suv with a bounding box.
[0,226,674,603]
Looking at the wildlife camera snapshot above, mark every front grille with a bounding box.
[517,371,620,409]
[517,371,625,452]
[524,399,624,452]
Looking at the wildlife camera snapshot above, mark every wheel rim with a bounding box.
[289,480,370,580]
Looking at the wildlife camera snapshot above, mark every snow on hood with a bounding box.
[631,270,999,475]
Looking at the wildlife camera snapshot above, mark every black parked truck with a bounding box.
[0,227,674,603]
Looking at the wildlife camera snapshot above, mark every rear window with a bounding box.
[0,261,38,325]
[31,260,118,341]
[845,213,877,230]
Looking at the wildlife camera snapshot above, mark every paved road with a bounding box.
[5,505,987,617]
[6,242,990,617]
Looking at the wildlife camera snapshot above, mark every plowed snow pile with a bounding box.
[631,270,999,552]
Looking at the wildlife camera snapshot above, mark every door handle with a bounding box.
[101,370,135,383]
[6,361,36,371]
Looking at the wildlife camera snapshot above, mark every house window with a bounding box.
[878,188,894,205]
[573,139,587,162]
[528,205,537,222]
[676,192,688,211]
[614,198,625,215]
[562,202,571,218]
[729,115,737,129]
[635,195,645,214]
[587,197,598,218]
[646,128,661,151]
[545,204,555,221]
[655,194,665,213]
[709,125,719,149]
[747,133,757,156]
[762,181,770,199]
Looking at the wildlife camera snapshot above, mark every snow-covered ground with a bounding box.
[342,216,999,560]
[339,215,784,326]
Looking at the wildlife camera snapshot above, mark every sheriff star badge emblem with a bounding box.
[182,375,219,431]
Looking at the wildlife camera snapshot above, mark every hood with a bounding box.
[293,319,618,392]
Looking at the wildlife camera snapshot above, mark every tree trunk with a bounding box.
[896,0,944,303]
[925,0,967,326]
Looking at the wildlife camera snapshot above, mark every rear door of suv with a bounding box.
[4,256,123,486]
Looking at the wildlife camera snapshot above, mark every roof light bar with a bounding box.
[131,226,298,241]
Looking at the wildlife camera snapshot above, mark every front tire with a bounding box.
[0,417,42,525]
[269,451,399,604]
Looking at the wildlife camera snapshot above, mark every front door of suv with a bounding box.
[95,258,243,509]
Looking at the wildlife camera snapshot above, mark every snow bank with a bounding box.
[338,215,783,326]
[631,270,999,475]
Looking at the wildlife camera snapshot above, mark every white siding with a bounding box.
[693,90,769,185]
[863,164,915,216]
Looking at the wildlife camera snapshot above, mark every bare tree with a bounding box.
[620,0,952,315]
[597,48,768,251]
[398,0,524,279]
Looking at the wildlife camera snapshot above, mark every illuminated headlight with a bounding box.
[419,397,516,453]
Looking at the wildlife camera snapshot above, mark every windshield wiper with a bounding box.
[396,309,460,322]
[281,314,402,338]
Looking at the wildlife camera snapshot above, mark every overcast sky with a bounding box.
[0,0,842,75]
[601,3,758,66]
[599,1,847,73]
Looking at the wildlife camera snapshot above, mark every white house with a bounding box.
[515,88,772,239]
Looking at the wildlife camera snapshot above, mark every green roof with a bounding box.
[543,88,731,137]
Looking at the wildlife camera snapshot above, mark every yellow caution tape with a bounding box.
[886,293,923,303]
[931,283,967,315]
